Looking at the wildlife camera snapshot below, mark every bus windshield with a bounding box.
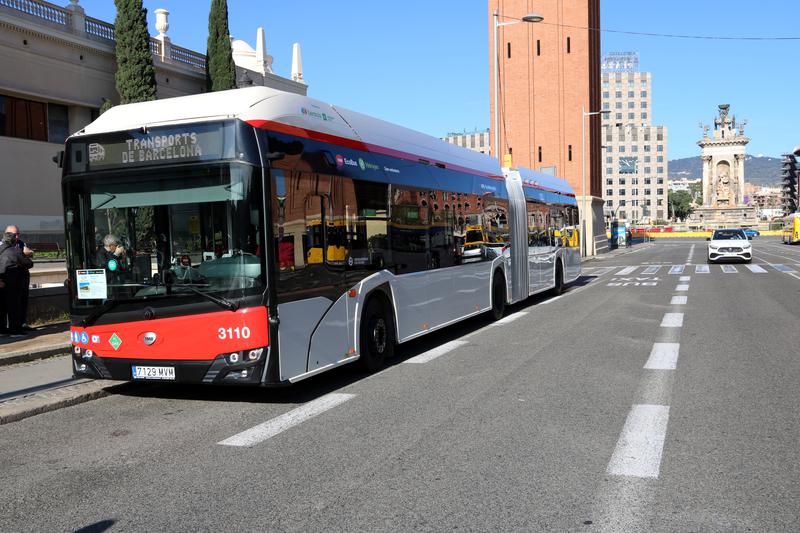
[63,162,264,309]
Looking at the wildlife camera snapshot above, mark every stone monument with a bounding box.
[688,104,756,226]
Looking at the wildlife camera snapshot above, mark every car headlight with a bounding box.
[708,245,718,250]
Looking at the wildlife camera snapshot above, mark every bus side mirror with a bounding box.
[52,151,64,168]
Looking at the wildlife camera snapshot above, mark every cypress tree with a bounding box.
[113,0,157,104]
[206,0,236,91]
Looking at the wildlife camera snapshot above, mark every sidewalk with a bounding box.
[0,322,71,366]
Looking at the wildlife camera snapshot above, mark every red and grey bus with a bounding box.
[62,86,579,386]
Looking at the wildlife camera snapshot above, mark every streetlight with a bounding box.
[492,10,543,161]
[581,108,611,257]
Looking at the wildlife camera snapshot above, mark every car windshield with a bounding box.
[63,163,264,310]
[712,230,746,240]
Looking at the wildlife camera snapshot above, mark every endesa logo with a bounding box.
[336,155,359,169]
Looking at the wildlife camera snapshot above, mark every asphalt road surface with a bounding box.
[2,238,798,532]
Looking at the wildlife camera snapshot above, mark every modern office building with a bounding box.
[601,52,669,223]
[443,128,491,154]
[488,0,604,255]
[0,0,306,241]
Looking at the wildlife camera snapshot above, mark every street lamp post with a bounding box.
[581,107,611,257]
[492,10,543,161]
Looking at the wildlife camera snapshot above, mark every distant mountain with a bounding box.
[669,155,782,187]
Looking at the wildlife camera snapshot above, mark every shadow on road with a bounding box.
[109,278,596,406]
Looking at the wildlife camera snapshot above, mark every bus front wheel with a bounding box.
[358,297,394,372]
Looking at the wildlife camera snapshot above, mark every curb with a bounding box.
[0,379,124,425]
[0,344,71,367]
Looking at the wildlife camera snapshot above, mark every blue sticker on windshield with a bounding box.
[80,332,89,345]
[107,258,118,271]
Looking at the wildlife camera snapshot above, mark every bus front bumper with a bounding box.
[71,346,268,385]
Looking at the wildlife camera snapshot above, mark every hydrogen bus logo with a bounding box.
[335,154,344,168]
[358,158,366,171]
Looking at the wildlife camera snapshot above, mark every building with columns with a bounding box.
[0,0,305,241]
[688,104,757,226]
[487,0,604,255]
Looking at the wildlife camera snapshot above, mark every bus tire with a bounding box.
[358,296,394,372]
[551,261,564,296]
[491,272,506,321]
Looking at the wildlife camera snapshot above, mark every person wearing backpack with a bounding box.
[0,231,34,337]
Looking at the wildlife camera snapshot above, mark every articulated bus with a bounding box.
[782,213,800,244]
[62,86,579,386]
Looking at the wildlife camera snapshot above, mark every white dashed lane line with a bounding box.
[218,393,356,447]
[606,404,671,478]
[675,284,689,292]
[403,340,468,364]
[660,313,684,328]
[670,296,687,305]
[644,343,680,370]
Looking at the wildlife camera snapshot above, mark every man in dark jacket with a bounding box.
[5,225,33,330]
[0,231,34,337]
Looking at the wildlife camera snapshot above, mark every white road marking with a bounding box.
[679,276,691,282]
[593,266,619,276]
[644,343,680,370]
[642,266,661,274]
[721,265,738,273]
[404,340,468,364]
[218,393,356,447]
[770,263,797,273]
[687,244,695,264]
[668,265,685,274]
[607,404,670,478]
[493,311,528,325]
[695,265,710,273]
[675,284,689,291]
[670,296,687,305]
[660,313,684,328]
[745,264,767,273]
[616,266,638,275]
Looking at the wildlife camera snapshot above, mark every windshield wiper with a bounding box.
[170,283,239,312]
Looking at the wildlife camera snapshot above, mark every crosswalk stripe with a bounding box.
[668,265,685,274]
[616,266,638,275]
[771,263,797,273]
[745,264,767,273]
[721,265,738,273]
[695,265,710,273]
[642,266,661,274]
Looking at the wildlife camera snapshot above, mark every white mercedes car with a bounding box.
[707,228,752,263]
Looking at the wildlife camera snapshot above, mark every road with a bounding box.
[1,238,798,532]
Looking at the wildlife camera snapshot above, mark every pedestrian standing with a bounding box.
[0,231,34,337]
[5,225,33,330]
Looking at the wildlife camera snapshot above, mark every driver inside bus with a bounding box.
[96,234,129,273]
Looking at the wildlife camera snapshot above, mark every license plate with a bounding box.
[132,365,176,380]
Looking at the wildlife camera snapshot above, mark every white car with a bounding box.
[707,228,752,263]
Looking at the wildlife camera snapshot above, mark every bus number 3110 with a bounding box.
[218,327,251,340]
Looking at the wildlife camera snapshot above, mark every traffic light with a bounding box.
[780,154,798,215]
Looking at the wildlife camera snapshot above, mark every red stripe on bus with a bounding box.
[247,119,506,182]
[70,307,269,361]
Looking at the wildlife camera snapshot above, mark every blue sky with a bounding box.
[78,1,799,159]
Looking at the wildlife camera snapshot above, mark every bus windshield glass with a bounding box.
[63,163,264,309]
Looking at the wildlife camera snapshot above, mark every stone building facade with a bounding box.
[0,0,305,241]
[443,128,490,155]
[600,52,669,224]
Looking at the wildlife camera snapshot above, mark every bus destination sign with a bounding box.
[73,123,233,172]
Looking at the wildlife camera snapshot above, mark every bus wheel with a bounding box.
[358,297,394,372]
[491,273,506,321]
[551,261,564,296]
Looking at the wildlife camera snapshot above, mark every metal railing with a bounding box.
[84,15,114,40]
[1,0,206,71]
[0,0,69,25]
[170,44,206,70]
[593,234,609,254]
